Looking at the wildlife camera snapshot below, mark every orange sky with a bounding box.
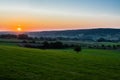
[0,15,119,31]
[0,0,120,31]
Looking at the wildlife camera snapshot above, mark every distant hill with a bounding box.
[26,28,120,41]
[0,28,120,41]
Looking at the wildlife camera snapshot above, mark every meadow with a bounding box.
[0,45,120,80]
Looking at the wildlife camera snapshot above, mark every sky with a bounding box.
[0,0,120,31]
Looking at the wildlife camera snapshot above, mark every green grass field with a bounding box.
[0,46,120,80]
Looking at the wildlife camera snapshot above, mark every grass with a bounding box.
[0,43,18,46]
[0,46,120,80]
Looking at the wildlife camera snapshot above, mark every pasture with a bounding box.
[0,45,120,80]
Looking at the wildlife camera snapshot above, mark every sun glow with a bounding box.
[17,27,22,31]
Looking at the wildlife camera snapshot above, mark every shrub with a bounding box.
[74,45,82,53]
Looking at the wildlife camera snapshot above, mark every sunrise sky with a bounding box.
[0,0,120,31]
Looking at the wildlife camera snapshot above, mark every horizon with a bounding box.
[0,28,120,33]
[0,0,120,31]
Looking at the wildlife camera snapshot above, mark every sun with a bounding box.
[17,27,22,31]
[17,25,22,31]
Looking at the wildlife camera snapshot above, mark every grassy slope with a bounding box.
[0,46,120,80]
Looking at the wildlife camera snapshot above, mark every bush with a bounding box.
[74,45,82,53]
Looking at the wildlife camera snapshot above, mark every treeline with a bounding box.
[88,44,120,50]
[0,34,17,39]
[20,41,82,53]
[97,38,120,42]
[21,41,73,49]
[0,34,30,39]
[20,40,120,50]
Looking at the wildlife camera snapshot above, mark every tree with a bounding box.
[101,44,106,49]
[31,40,36,43]
[22,40,28,43]
[74,45,82,53]
[52,41,64,49]
[112,45,117,50]
[42,41,50,49]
